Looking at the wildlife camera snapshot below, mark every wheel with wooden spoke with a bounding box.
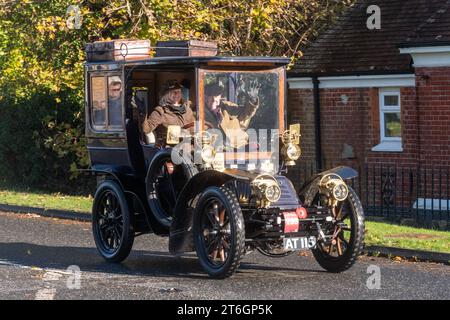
[193,186,245,279]
[92,180,134,263]
[312,186,365,272]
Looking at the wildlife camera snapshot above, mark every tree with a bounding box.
[0,0,354,191]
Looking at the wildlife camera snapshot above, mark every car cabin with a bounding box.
[84,40,290,178]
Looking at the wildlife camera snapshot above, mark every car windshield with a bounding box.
[201,69,281,149]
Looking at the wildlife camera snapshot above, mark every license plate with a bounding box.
[283,236,317,251]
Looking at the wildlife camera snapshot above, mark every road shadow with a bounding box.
[0,242,324,279]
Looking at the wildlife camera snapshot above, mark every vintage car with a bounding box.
[84,40,365,278]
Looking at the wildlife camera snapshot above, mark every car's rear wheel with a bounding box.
[312,186,365,272]
[193,186,245,279]
[92,180,134,263]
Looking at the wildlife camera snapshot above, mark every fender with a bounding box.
[298,166,358,206]
[79,165,131,190]
[144,148,173,227]
[79,166,168,235]
[144,148,198,230]
[145,148,172,173]
[169,169,256,254]
[144,148,199,186]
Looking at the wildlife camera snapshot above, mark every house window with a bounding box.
[90,74,123,131]
[372,88,403,152]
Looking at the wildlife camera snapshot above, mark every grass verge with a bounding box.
[0,186,92,213]
[365,221,449,254]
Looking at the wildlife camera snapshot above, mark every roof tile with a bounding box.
[292,0,450,75]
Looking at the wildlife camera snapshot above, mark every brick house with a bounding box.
[287,0,450,221]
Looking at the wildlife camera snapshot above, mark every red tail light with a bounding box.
[296,207,308,219]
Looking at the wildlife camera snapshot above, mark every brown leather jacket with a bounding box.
[142,101,195,143]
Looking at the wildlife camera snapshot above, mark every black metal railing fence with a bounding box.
[290,162,450,230]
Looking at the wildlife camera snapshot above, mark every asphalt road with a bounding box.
[0,211,448,300]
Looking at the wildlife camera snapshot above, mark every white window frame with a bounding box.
[372,88,403,152]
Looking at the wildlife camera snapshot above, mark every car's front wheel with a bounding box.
[92,180,134,263]
[193,186,245,279]
[312,186,365,272]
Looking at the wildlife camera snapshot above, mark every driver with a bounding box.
[204,83,259,148]
[142,79,195,145]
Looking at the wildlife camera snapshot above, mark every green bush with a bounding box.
[0,88,90,193]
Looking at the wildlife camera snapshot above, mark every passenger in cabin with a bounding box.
[142,79,195,145]
[108,76,123,126]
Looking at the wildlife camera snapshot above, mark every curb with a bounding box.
[0,204,91,222]
[365,245,450,266]
[0,203,449,265]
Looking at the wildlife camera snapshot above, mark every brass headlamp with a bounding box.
[281,126,301,166]
[319,173,349,203]
[251,174,281,207]
[195,131,216,167]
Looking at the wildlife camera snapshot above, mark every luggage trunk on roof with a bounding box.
[85,39,151,62]
[155,40,218,57]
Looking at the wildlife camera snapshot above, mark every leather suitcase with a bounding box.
[155,40,218,57]
[85,40,151,62]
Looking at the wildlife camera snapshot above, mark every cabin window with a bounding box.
[107,76,123,128]
[90,74,123,131]
[91,76,107,129]
[132,87,149,115]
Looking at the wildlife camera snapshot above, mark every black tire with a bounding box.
[92,180,134,263]
[193,186,245,279]
[312,186,365,273]
[146,151,197,228]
